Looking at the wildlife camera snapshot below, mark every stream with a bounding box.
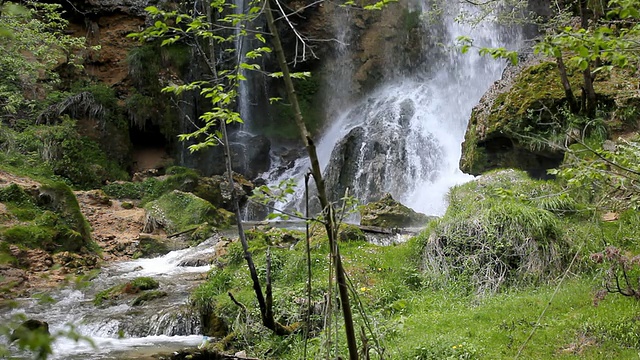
[2,237,224,359]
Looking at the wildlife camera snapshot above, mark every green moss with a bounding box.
[131,290,168,306]
[0,184,32,205]
[94,277,160,306]
[0,182,96,253]
[102,182,144,200]
[1,226,58,250]
[129,277,160,291]
[39,182,92,246]
[121,202,134,209]
[144,190,228,233]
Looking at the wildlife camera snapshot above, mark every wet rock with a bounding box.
[135,234,172,258]
[178,255,215,267]
[52,251,99,270]
[131,290,168,306]
[221,133,271,180]
[132,168,160,182]
[193,174,253,211]
[77,189,112,206]
[10,319,50,342]
[143,190,230,234]
[323,97,443,206]
[360,193,430,228]
[164,348,225,360]
[0,265,28,296]
[8,246,53,271]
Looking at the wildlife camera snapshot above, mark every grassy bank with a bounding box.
[190,169,640,359]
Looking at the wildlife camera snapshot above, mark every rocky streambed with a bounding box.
[2,235,230,359]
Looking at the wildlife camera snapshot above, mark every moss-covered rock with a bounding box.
[338,224,366,242]
[135,234,171,258]
[94,276,160,306]
[193,173,253,212]
[461,59,640,176]
[419,169,573,295]
[0,182,95,253]
[131,290,168,306]
[143,190,230,234]
[202,313,228,338]
[360,193,430,228]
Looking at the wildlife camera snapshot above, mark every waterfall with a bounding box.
[263,1,522,216]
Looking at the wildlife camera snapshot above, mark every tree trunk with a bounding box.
[556,56,579,114]
[203,1,290,336]
[264,2,359,359]
[582,63,597,117]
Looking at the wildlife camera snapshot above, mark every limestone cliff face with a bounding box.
[53,0,443,179]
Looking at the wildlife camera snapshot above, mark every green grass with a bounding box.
[189,169,640,359]
[193,232,640,359]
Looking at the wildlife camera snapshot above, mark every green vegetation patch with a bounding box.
[419,169,573,294]
[102,166,201,204]
[0,182,96,254]
[94,277,160,306]
[144,190,229,233]
[0,118,128,189]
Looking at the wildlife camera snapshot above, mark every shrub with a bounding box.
[420,170,571,295]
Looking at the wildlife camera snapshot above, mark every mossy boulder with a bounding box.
[0,182,95,253]
[131,290,168,306]
[202,313,228,338]
[360,193,430,228]
[135,234,171,258]
[245,226,303,246]
[420,169,573,295]
[94,276,160,306]
[461,59,640,176]
[338,224,366,242]
[143,190,230,234]
[193,173,254,212]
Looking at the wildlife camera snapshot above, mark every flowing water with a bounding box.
[1,237,224,359]
[263,1,522,216]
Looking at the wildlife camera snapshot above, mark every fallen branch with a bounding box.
[167,226,199,238]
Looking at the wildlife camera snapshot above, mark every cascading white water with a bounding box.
[264,1,522,216]
[2,238,222,359]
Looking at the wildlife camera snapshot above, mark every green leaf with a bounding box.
[145,6,160,14]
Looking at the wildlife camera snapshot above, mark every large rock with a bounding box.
[193,173,253,211]
[143,190,231,234]
[460,57,640,177]
[360,193,430,228]
[323,97,443,205]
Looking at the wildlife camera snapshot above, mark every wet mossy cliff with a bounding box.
[460,57,640,177]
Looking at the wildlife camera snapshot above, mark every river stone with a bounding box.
[360,193,429,228]
[10,319,50,342]
[136,234,172,258]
